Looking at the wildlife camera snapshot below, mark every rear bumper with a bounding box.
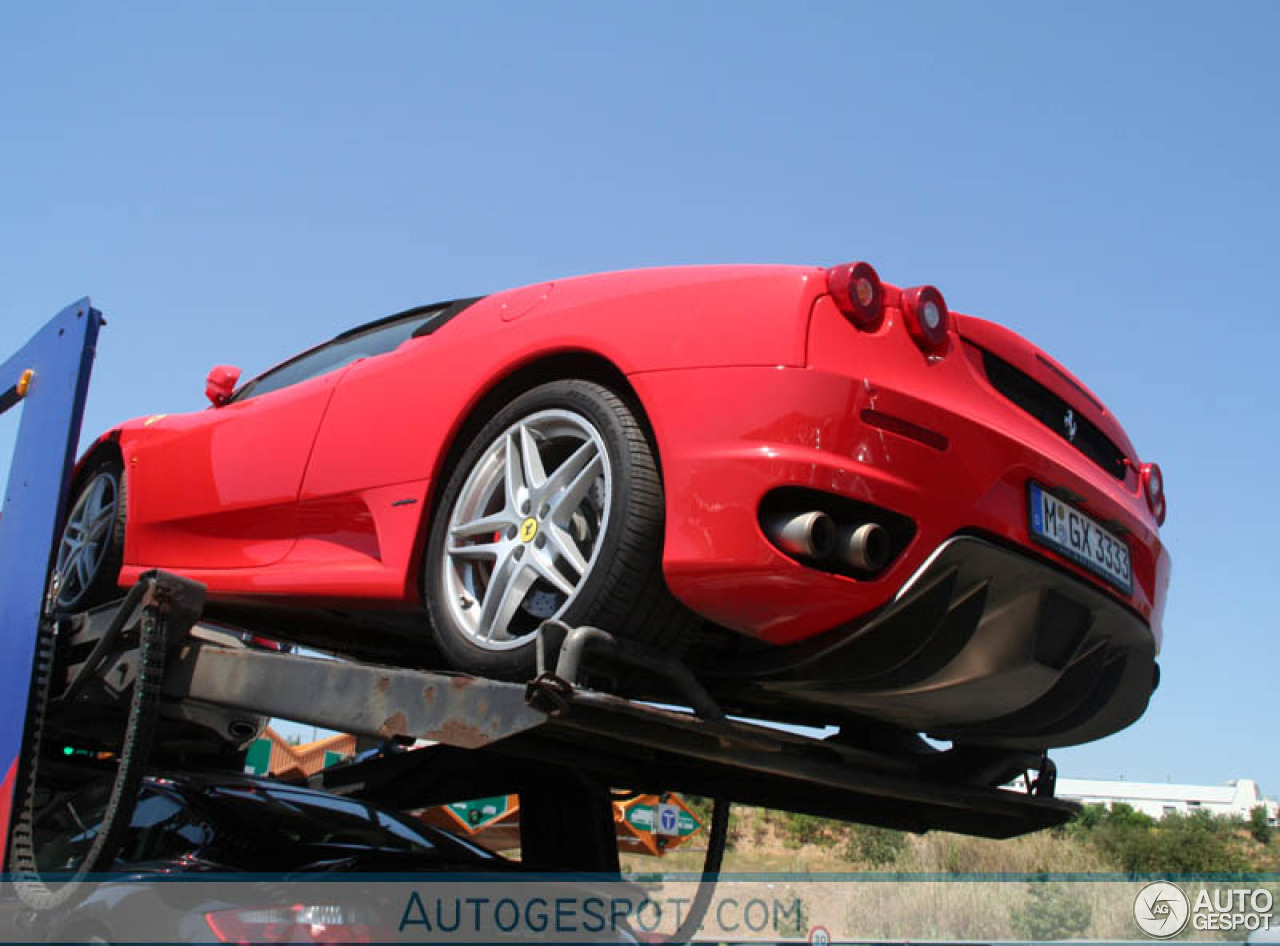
[709,536,1157,749]
[633,359,1168,649]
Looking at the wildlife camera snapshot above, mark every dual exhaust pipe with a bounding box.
[768,511,891,573]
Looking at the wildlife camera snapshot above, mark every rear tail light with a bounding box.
[900,285,950,353]
[826,261,884,329]
[206,905,383,944]
[1141,462,1166,525]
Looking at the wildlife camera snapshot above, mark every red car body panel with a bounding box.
[123,370,346,570]
[96,264,1166,661]
[116,266,822,599]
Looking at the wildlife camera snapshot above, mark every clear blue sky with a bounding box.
[2,3,1276,795]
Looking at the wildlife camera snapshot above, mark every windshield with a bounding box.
[230,297,481,403]
[201,782,501,863]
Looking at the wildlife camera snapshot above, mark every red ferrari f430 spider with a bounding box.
[55,262,1170,752]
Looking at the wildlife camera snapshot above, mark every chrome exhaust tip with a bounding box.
[767,511,836,560]
[839,522,891,572]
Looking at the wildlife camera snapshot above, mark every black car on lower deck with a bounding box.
[19,772,527,943]
[34,771,508,875]
[18,773,644,943]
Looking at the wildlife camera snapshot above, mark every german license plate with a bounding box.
[1028,483,1132,593]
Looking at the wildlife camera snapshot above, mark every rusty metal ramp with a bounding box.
[151,617,1077,840]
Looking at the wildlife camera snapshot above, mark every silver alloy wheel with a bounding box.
[441,409,612,650]
[54,470,119,608]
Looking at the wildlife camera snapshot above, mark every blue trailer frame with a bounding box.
[0,299,103,864]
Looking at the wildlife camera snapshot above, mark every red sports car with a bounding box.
[55,262,1170,751]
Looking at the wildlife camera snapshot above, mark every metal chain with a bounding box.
[9,593,167,910]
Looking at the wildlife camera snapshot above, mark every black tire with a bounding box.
[52,457,126,612]
[424,379,695,679]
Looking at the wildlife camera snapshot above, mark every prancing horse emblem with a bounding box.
[1063,408,1078,442]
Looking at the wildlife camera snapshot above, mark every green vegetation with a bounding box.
[842,824,909,867]
[1061,802,1271,873]
[1250,805,1273,845]
[640,800,1279,875]
[781,812,837,848]
[1010,883,1093,941]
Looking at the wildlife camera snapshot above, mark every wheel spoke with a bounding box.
[503,431,526,512]
[58,535,78,564]
[546,522,588,576]
[68,500,90,533]
[548,453,604,525]
[59,548,83,593]
[447,541,502,561]
[450,511,513,539]
[531,551,577,597]
[540,441,599,509]
[87,514,113,541]
[518,424,547,491]
[74,550,91,590]
[88,476,108,518]
[89,491,115,524]
[475,556,537,642]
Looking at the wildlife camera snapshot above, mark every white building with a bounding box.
[1012,776,1280,824]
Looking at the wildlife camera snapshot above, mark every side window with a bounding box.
[232,308,443,403]
[34,783,111,872]
[122,790,209,863]
[260,786,436,854]
[35,785,209,871]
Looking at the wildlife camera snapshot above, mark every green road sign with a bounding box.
[244,738,271,776]
[624,802,700,837]
[448,796,511,829]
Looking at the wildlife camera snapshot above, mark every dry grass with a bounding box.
[624,804,1115,874]
[898,826,1115,874]
[618,806,1280,940]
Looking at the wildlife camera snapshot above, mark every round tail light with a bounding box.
[900,285,950,352]
[826,261,884,329]
[1141,462,1166,525]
